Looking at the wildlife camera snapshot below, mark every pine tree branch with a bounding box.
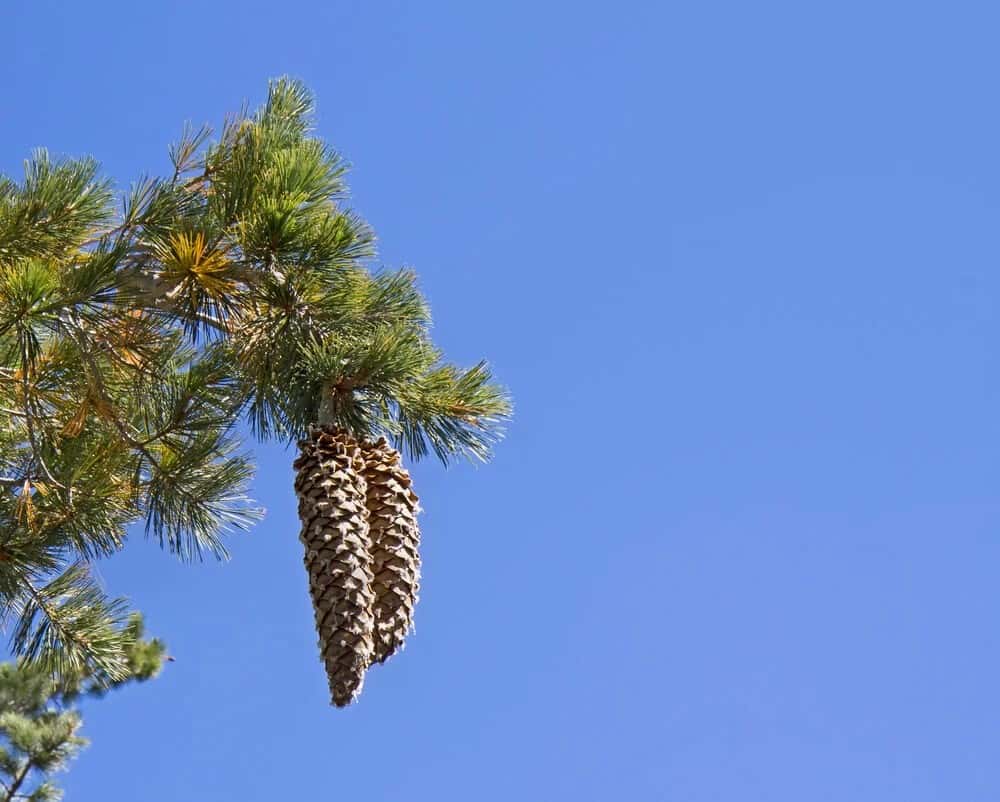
[3,758,31,802]
[18,378,59,492]
[114,267,231,334]
[0,77,511,684]
[18,579,86,665]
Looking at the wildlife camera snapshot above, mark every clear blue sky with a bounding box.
[4,1,1000,799]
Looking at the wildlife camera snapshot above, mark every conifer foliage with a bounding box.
[0,78,509,706]
[0,615,166,801]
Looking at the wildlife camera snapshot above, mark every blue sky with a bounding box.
[4,1,1000,799]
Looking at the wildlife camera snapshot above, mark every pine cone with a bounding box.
[361,437,421,664]
[293,426,375,706]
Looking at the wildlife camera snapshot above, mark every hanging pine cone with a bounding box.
[293,426,375,706]
[361,437,422,664]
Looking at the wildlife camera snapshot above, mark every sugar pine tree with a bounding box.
[0,614,167,802]
[0,78,510,706]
